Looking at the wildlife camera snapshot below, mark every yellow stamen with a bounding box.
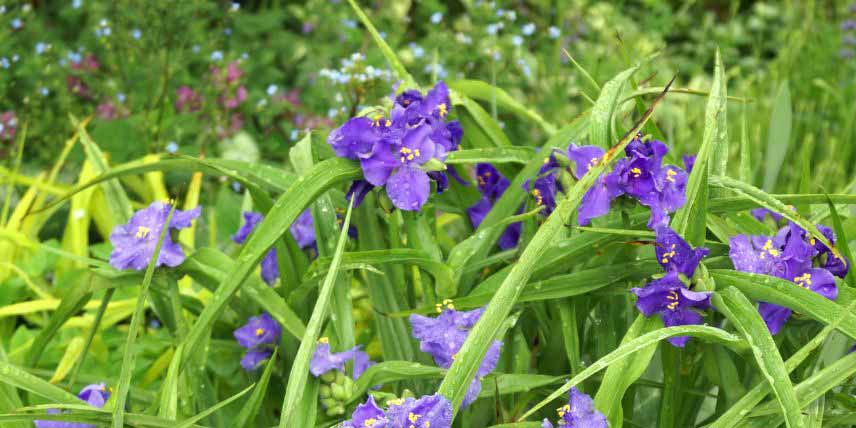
[135,226,151,239]
[255,328,265,336]
[364,418,377,427]
[532,189,543,206]
[437,103,448,117]
[666,290,680,311]
[630,167,642,177]
[666,169,677,183]
[387,398,404,406]
[318,337,329,344]
[557,404,571,417]
[794,272,812,289]
[408,412,421,423]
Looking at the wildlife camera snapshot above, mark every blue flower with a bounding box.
[632,272,712,347]
[342,394,453,428]
[541,387,608,428]
[467,164,521,250]
[234,313,281,371]
[310,338,374,380]
[35,384,110,428]
[430,12,443,24]
[232,211,280,285]
[522,22,536,36]
[109,202,200,271]
[410,305,502,408]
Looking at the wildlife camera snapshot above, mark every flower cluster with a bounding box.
[175,60,248,137]
[729,221,848,334]
[233,313,281,371]
[327,82,462,211]
[467,164,521,249]
[541,387,608,428]
[109,202,200,271]
[409,303,502,408]
[35,383,110,428]
[631,226,712,347]
[840,3,856,59]
[341,394,453,428]
[528,135,690,228]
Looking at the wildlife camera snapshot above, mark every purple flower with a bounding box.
[310,339,374,379]
[566,144,605,179]
[290,209,316,249]
[814,225,850,278]
[34,383,110,428]
[342,394,453,428]
[234,313,281,371]
[729,223,843,334]
[467,164,521,250]
[759,268,838,334]
[109,202,200,271]
[233,211,280,284]
[682,155,696,174]
[346,179,375,207]
[750,208,784,223]
[541,387,608,428]
[329,82,461,211]
[632,272,712,347]
[654,225,709,278]
[409,305,502,408]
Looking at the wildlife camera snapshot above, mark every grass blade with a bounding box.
[279,197,354,426]
[762,81,792,191]
[712,287,802,428]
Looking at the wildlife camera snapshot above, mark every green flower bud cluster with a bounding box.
[319,370,356,417]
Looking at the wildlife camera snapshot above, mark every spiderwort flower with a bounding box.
[328,82,462,211]
[467,164,521,250]
[34,383,110,428]
[751,208,784,223]
[232,211,280,285]
[310,338,373,380]
[342,394,453,428]
[409,303,502,407]
[540,387,608,428]
[632,272,712,347]
[654,225,709,278]
[729,222,844,334]
[234,313,281,371]
[109,202,200,271]
[290,209,316,250]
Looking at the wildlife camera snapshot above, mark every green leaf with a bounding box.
[71,115,133,223]
[233,349,277,428]
[279,197,354,426]
[672,49,725,245]
[708,194,856,213]
[712,287,802,428]
[589,66,639,149]
[445,147,536,165]
[709,175,835,251]
[157,345,182,420]
[344,0,415,88]
[824,195,855,286]
[173,383,254,428]
[179,157,361,366]
[346,362,445,404]
[438,74,673,414]
[762,81,792,191]
[0,360,83,404]
[447,80,556,134]
[453,95,512,147]
[518,325,745,421]
[113,205,177,428]
[25,274,91,367]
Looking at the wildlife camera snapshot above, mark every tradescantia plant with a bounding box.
[2,2,856,428]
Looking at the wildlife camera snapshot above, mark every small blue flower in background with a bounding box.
[266,84,278,96]
[409,42,425,59]
[34,383,109,428]
[35,42,47,54]
[522,22,536,36]
[210,50,224,61]
[0,57,10,69]
[166,141,179,153]
[234,313,281,371]
[729,222,846,334]
[230,2,240,11]
[109,202,200,271]
[310,338,374,379]
[410,303,502,408]
[10,18,22,30]
[72,0,83,9]
[631,226,711,347]
[342,394,453,428]
[541,387,608,428]
[131,28,142,39]
[430,12,443,24]
[549,26,561,39]
[40,87,49,96]
[232,211,280,285]
[512,35,524,46]
[486,23,500,36]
